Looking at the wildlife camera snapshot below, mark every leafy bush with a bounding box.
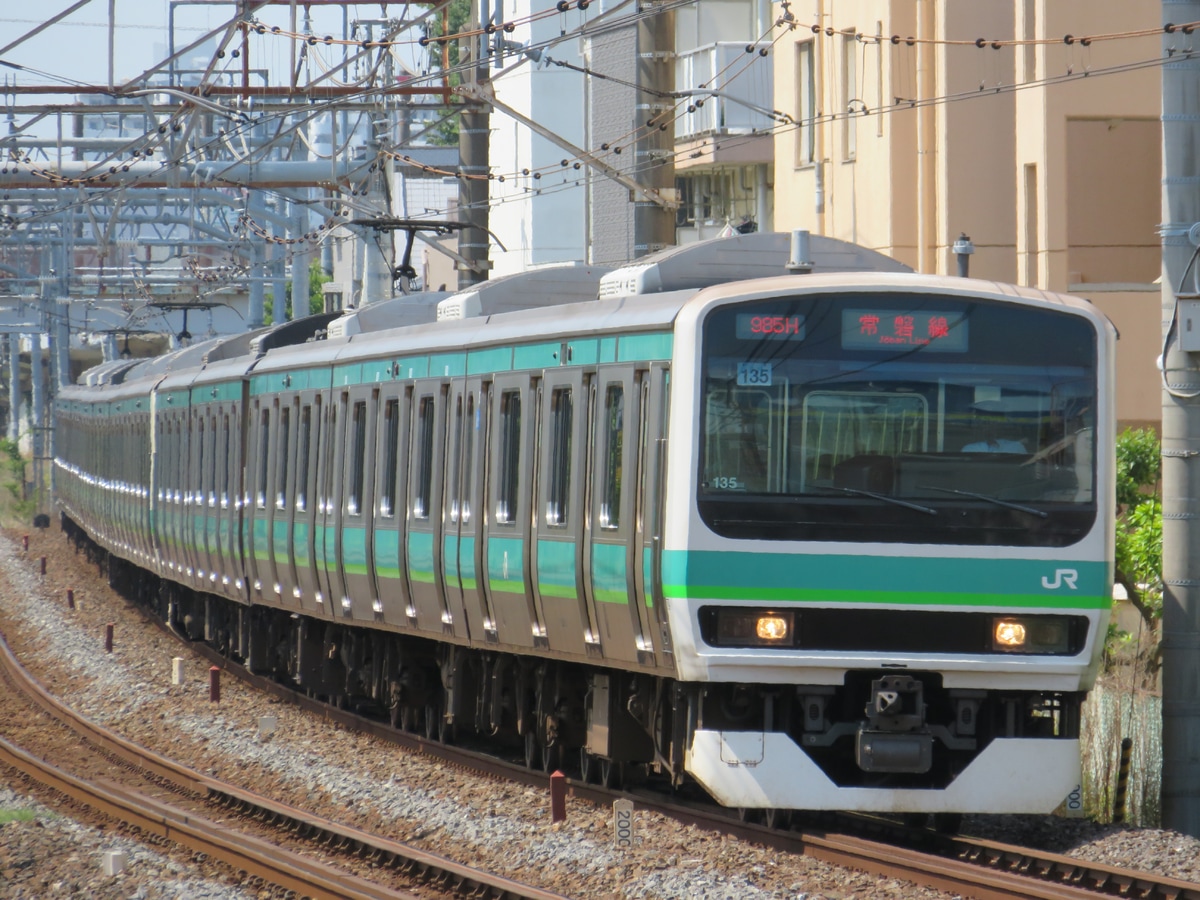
[1110,428,1162,677]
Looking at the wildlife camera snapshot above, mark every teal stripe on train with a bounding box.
[487,536,525,594]
[591,542,628,604]
[408,531,435,584]
[443,534,478,590]
[343,526,368,576]
[374,529,400,580]
[537,540,577,599]
[661,551,1111,609]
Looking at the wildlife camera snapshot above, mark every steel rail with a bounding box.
[0,626,570,900]
[0,737,420,900]
[177,632,1200,900]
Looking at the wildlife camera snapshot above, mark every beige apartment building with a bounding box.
[773,0,1162,429]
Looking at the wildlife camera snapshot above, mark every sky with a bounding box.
[1,1,422,95]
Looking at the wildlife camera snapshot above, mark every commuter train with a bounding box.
[54,232,1115,817]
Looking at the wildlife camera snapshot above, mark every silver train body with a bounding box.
[55,233,1116,814]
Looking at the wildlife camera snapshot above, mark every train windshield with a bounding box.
[698,292,1098,546]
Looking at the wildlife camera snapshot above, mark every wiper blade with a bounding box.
[827,486,938,515]
[917,484,1048,518]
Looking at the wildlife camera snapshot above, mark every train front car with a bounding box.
[666,273,1115,815]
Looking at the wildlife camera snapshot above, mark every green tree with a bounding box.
[423,0,472,146]
[264,260,332,325]
[1111,427,1162,673]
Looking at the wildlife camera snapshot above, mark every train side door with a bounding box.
[272,397,299,606]
[584,366,652,665]
[533,367,595,657]
[371,386,411,623]
[635,364,673,665]
[340,386,378,622]
[292,394,325,614]
[316,392,347,616]
[266,397,296,605]
[441,377,487,641]
[482,374,542,649]
[407,382,454,636]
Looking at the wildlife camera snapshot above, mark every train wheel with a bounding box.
[438,716,456,745]
[541,741,560,773]
[933,813,963,834]
[401,705,418,733]
[764,808,791,830]
[523,729,538,769]
[599,758,621,789]
[579,748,597,783]
[424,703,441,741]
[388,702,401,729]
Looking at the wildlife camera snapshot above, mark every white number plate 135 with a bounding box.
[737,362,773,386]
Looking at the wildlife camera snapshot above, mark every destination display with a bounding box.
[735,313,806,341]
[841,309,968,352]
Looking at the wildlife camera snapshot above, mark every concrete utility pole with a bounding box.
[1160,0,1200,838]
[633,0,676,258]
[457,0,492,290]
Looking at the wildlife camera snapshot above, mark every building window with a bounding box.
[841,32,857,160]
[796,40,816,166]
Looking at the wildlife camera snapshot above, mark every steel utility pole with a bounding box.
[633,0,676,258]
[1160,0,1200,838]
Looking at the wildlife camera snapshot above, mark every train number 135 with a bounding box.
[737,362,773,386]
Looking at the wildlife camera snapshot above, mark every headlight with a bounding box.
[992,616,1071,653]
[712,609,796,647]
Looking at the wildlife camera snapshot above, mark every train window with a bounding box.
[600,385,623,530]
[196,418,206,505]
[207,415,217,506]
[297,405,311,511]
[462,394,475,524]
[380,399,399,517]
[322,403,337,513]
[496,390,521,524]
[413,395,435,519]
[699,292,1099,547]
[221,414,231,509]
[449,395,463,523]
[256,408,269,509]
[277,406,290,510]
[348,400,366,515]
[546,387,573,526]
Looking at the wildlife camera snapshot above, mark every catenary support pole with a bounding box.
[1160,0,1200,838]
[633,0,676,258]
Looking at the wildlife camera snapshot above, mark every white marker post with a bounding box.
[613,798,634,849]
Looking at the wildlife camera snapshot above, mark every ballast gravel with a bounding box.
[0,527,1198,899]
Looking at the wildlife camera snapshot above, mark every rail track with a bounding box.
[155,618,1200,900]
[0,625,570,900]
[6,528,1200,900]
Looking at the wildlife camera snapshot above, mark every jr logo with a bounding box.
[1042,569,1079,590]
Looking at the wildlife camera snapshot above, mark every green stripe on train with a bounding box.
[661,550,1111,609]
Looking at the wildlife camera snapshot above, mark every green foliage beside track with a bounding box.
[1110,428,1162,680]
